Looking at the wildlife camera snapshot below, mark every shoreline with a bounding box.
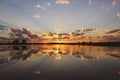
[0,42,120,47]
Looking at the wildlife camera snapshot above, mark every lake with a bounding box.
[0,45,120,80]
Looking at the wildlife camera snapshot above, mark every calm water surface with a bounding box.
[0,45,120,80]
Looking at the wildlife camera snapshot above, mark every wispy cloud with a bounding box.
[33,14,41,19]
[46,2,51,6]
[35,4,41,8]
[35,4,46,10]
[56,0,70,5]
[101,5,109,11]
[88,0,94,5]
[117,13,120,18]
[54,28,61,32]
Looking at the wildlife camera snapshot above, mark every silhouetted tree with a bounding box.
[89,41,92,44]
[82,41,86,44]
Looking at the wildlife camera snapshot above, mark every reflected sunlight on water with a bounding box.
[0,45,120,63]
[0,45,120,80]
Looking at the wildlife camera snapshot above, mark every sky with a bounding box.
[0,0,120,42]
[0,0,120,32]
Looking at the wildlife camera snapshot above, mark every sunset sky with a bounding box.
[0,0,120,42]
[0,0,120,32]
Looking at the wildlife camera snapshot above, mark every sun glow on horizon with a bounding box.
[0,0,120,43]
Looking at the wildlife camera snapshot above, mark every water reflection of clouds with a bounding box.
[0,45,120,64]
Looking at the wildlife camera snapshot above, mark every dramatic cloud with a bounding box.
[117,13,120,18]
[8,28,39,39]
[112,0,117,6]
[72,32,84,37]
[48,32,57,37]
[58,33,70,36]
[56,0,70,4]
[8,28,23,38]
[58,33,70,39]
[75,28,96,33]
[48,32,54,37]
[88,0,94,5]
[82,28,96,32]
[71,28,96,38]
[42,32,71,40]
[0,23,120,43]
[22,28,39,39]
[33,14,41,19]
[7,27,120,42]
[105,29,120,34]
[0,25,7,30]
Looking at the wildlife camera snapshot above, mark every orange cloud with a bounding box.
[6,27,120,43]
[117,13,120,18]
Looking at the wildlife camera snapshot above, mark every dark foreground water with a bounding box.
[0,45,120,80]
